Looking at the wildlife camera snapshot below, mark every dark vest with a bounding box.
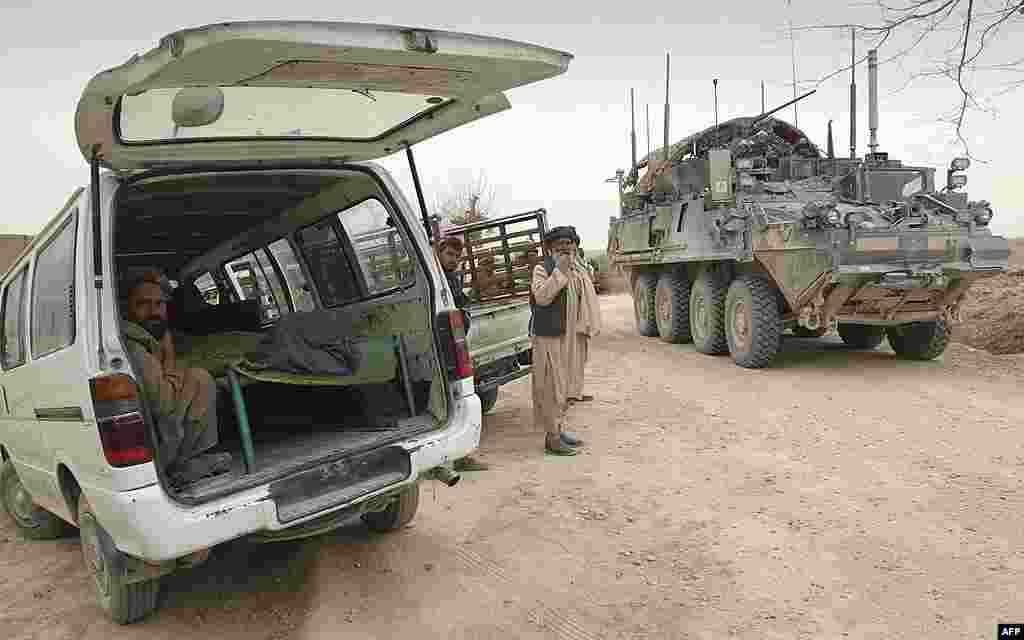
[446,270,467,309]
[529,256,567,337]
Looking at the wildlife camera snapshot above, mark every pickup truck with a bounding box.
[432,209,548,413]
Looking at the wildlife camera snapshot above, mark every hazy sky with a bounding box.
[2,1,1021,250]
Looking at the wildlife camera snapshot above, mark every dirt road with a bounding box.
[3,293,1023,639]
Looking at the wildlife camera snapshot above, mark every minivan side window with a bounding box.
[1,268,29,369]
[295,219,361,308]
[254,249,291,315]
[31,213,78,357]
[268,239,315,312]
[337,198,415,296]
[224,252,284,322]
[194,272,221,305]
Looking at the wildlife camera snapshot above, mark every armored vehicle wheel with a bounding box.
[633,272,659,337]
[655,271,692,343]
[886,320,950,360]
[362,484,420,532]
[837,323,885,349]
[689,269,729,355]
[725,275,782,369]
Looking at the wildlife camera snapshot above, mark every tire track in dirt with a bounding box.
[451,544,603,640]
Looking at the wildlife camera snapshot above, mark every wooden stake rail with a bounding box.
[435,208,549,304]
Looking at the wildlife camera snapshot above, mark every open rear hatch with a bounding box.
[74,20,573,171]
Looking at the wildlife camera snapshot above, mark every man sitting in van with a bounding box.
[119,267,231,486]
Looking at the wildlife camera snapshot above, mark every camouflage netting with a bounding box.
[638,116,821,166]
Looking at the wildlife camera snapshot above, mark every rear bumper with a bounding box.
[83,392,482,563]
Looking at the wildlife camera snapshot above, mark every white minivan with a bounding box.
[0,21,571,624]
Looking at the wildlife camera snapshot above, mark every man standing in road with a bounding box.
[435,234,491,472]
[530,226,585,456]
[568,231,602,405]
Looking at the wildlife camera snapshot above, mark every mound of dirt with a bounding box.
[952,239,1024,355]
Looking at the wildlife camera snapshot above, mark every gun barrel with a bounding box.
[751,89,817,126]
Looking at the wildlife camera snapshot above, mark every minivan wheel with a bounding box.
[361,484,420,532]
[78,496,160,624]
[0,460,68,540]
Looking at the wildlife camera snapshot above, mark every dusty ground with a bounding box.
[3,293,1024,640]
[953,238,1024,355]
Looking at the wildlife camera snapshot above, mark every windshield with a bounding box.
[118,86,453,143]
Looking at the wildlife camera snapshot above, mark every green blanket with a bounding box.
[232,336,398,386]
[174,331,399,387]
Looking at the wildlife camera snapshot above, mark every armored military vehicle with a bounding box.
[607,51,1010,369]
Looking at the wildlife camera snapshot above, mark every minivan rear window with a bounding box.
[1,268,29,369]
[118,86,453,143]
[31,213,78,357]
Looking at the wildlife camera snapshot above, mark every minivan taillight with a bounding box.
[437,310,474,381]
[89,374,153,468]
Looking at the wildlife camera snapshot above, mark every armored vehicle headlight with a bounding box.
[950,157,970,171]
[950,174,968,188]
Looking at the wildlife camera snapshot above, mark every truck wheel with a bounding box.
[78,496,160,624]
[837,323,885,349]
[478,388,499,414]
[689,269,729,355]
[886,320,950,360]
[633,272,659,337]
[725,275,782,369]
[1,460,69,540]
[655,271,692,343]
[362,484,420,532]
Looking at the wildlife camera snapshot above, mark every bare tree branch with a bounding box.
[952,0,976,154]
[796,0,1023,158]
[431,171,497,226]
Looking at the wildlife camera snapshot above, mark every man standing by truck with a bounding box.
[568,230,601,404]
[530,226,584,456]
[435,235,491,472]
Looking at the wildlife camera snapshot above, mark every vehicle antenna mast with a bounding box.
[663,52,671,163]
[630,88,638,175]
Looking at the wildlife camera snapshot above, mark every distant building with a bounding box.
[0,235,32,276]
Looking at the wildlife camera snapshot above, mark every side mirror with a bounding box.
[171,87,225,128]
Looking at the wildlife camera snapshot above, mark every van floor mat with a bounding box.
[168,452,234,489]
